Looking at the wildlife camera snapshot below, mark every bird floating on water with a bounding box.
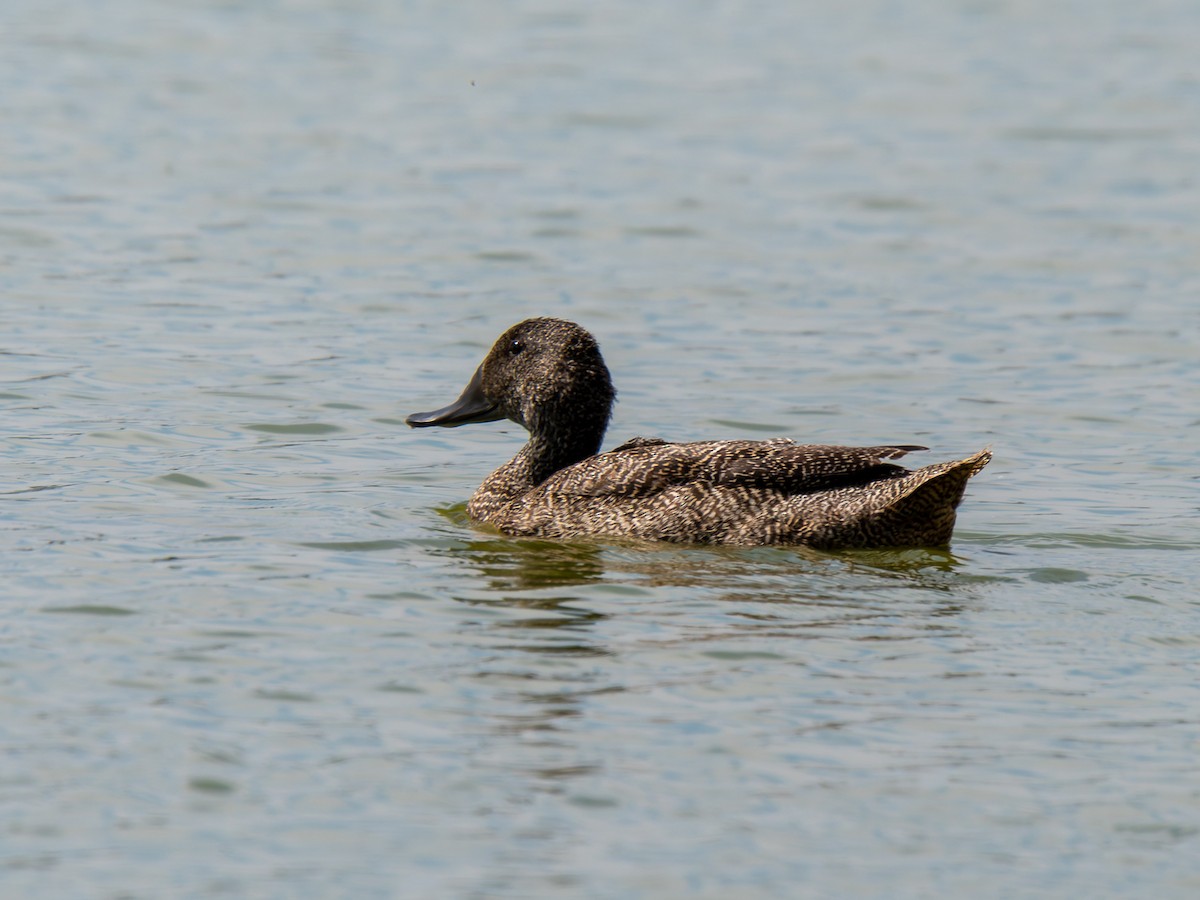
[407,318,990,549]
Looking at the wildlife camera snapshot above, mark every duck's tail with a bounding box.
[877,448,992,547]
[806,448,992,549]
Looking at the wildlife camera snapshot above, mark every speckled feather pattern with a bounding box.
[468,438,991,548]
[411,318,990,549]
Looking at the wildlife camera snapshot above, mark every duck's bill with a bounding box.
[406,366,505,428]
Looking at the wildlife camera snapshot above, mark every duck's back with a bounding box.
[472,438,991,548]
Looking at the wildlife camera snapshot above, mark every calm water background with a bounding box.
[3,0,1199,897]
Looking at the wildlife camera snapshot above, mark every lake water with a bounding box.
[3,0,1199,896]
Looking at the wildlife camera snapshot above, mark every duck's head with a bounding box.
[406,318,614,446]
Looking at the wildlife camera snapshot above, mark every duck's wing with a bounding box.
[544,439,928,499]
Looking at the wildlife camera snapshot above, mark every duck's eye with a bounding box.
[508,338,525,355]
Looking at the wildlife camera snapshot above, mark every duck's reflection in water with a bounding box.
[437,517,971,594]
[432,525,980,650]
[426,528,983,796]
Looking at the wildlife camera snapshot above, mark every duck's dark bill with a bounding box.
[406,365,505,428]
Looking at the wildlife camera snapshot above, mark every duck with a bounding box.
[406,317,990,549]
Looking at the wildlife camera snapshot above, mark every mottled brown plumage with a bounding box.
[407,318,990,548]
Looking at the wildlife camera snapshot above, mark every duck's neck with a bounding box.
[467,424,605,523]
[533,416,610,479]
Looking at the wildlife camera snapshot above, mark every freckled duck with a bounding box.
[406,317,990,548]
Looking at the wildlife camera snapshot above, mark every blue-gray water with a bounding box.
[3,1,1199,897]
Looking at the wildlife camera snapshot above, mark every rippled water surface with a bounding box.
[3,1,1199,897]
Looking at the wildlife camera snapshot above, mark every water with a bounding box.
[3,0,1199,896]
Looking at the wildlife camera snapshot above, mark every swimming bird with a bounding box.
[407,318,990,548]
